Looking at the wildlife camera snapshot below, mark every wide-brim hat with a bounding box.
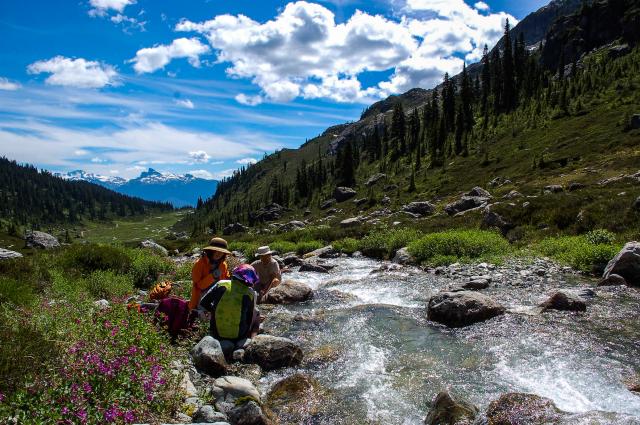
[255,245,274,257]
[203,237,231,255]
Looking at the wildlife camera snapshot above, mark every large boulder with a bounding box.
[444,197,488,216]
[427,291,506,327]
[191,336,228,377]
[252,203,285,222]
[424,391,478,425]
[466,186,491,198]
[485,393,564,424]
[299,262,329,273]
[597,273,627,286]
[539,291,587,312]
[544,185,564,193]
[333,187,357,202]
[392,247,416,265]
[602,241,640,286]
[340,217,363,228]
[402,201,436,217]
[25,231,60,249]
[243,335,303,371]
[211,376,261,415]
[482,210,514,236]
[227,400,270,425]
[0,248,22,260]
[279,221,306,233]
[223,223,248,235]
[139,239,168,256]
[365,173,387,186]
[262,280,313,304]
[303,245,337,259]
[265,374,328,424]
[193,405,228,423]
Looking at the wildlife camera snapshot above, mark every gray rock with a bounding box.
[227,401,269,425]
[365,173,387,186]
[482,210,513,236]
[463,279,490,290]
[139,239,168,256]
[223,223,248,235]
[539,291,587,312]
[598,273,627,286]
[303,245,337,259]
[283,254,303,266]
[402,201,435,217]
[466,186,491,198]
[444,197,488,216]
[193,405,228,423]
[392,247,416,265]
[320,199,335,210]
[380,196,391,205]
[486,393,564,424]
[503,190,522,199]
[252,203,285,222]
[262,280,313,304]
[243,335,303,371]
[191,336,228,377]
[94,299,110,310]
[427,291,506,327]
[233,349,245,362]
[489,177,506,187]
[333,187,357,202]
[279,221,306,232]
[602,241,640,286]
[544,185,564,193]
[181,371,198,398]
[340,217,362,227]
[424,391,478,425]
[211,376,261,414]
[25,231,60,249]
[353,198,368,207]
[0,248,22,260]
[568,182,586,191]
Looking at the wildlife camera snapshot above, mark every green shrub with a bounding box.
[333,238,359,254]
[59,244,132,275]
[174,261,193,281]
[230,242,260,259]
[408,230,511,265]
[360,227,423,259]
[83,270,134,300]
[295,240,324,255]
[536,236,620,273]
[0,277,37,307]
[585,229,616,245]
[0,256,50,285]
[269,241,297,255]
[128,249,174,288]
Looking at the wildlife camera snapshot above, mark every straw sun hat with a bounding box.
[202,237,231,255]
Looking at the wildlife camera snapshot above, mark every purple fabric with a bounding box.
[155,297,194,338]
[231,264,260,287]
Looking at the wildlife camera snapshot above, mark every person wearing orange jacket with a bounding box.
[189,237,231,311]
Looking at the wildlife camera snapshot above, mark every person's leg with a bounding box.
[218,339,236,358]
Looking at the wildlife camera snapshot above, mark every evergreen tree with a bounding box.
[390,102,406,158]
[502,19,516,111]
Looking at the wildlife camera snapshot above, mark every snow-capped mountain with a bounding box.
[56,168,217,208]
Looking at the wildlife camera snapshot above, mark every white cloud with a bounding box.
[175,1,516,103]
[212,169,237,180]
[474,1,490,11]
[131,37,211,74]
[188,169,215,179]
[235,93,263,106]
[91,157,107,163]
[0,77,21,91]
[109,169,120,174]
[175,98,195,109]
[88,0,136,16]
[236,157,257,165]
[189,150,210,163]
[74,149,89,156]
[27,56,119,89]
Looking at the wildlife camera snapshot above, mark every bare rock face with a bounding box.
[139,239,168,256]
[402,201,436,217]
[243,335,303,371]
[602,241,640,286]
[365,173,387,186]
[427,291,505,327]
[424,391,478,425]
[466,186,491,198]
[25,231,60,249]
[333,187,357,202]
[262,280,313,304]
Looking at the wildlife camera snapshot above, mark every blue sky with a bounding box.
[0,0,547,180]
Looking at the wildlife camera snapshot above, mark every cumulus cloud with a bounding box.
[88,0,136,16]
[236,157,257,165]
[174,1,515,103]
[27,56,119,89]
[0,77,21,91]
[188,169,215,179]
[188,150,210,163]
[131,37,211,74]
[91,157,107,163]
[474,1,490,11]
[175,98,195,109]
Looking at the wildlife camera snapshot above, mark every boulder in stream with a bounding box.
[602,241,640,286]
[598,273,627,286]
[191,336,228,377]
[265,373,329,424]
[261,280,313,304]
[393,247,416,265]
[243,335,303,370]
[539,291,587,312]
[299,262,329,274]
[427,291,505,327]
[424,391,478,425]
[485,393,564,424]
[227,400,271,425]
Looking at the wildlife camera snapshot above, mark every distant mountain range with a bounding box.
[56,168,218,208]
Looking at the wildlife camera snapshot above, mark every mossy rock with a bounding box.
[486,393,564,425]
[424,391,478,425]
[265,373,331,423]
[302,344,343,368]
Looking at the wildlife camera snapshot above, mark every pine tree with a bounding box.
[502,19,516,111]
[408,165,416,193]
[390,102,406,158]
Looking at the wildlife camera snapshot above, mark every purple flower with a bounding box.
[61,406,69,415]
[0,392,4,403]
[104,406,120,422]
[76,409,88,424]
[123,410,135,423]
[82,382,92,393]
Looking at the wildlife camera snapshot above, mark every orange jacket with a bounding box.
[189,255,229,310]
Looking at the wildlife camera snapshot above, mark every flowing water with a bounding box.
[259,257,640,424]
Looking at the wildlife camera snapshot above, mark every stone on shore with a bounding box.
[602,241,640,286]
[392,247,416,265]
[598,273,627,286]
[427,291,505,327]
[424,391,478,425]
[193,405,228,423]
[191,336,228,377]
[265,373,328,424]
[227,401,271,425]
[303,245,337,259]
[243,335,303,371]
[211,376,261,415]
[262,280,313,304]
[299,262,329,274]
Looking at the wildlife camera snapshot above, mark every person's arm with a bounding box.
[271,261,281,285]
[199,284,225,312]
[192,258,214,289]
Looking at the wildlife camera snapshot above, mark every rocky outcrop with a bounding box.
[424,391,478,425]
[466,186,491,198]
[139,239,168,256]
[25,231,60,249]
[402,201,435,217]
[485,393,564,424]
[365,173,387,186]
[602,241,640,286]
[444,197,489,216]
[0,248,22,260]
[340,217,363,227]
[482,210,513,236]
[539,291,587,312]
[262,280,313,304]
[544,185,564,193]
[392,247,416,265]
[333,187,357,202]
[303,245,337,259]
[223,223,248,235]
[211,376,262,418]
[191,336,228,377]
[252,203,285,222]
[243,335,303,371]
[503,190,522,199]
[279,221,306,232]
[427,291,505,327]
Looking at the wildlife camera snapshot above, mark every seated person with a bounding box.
[199,264,260,357]
[189,237,231,311]
[251,245,281,301]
